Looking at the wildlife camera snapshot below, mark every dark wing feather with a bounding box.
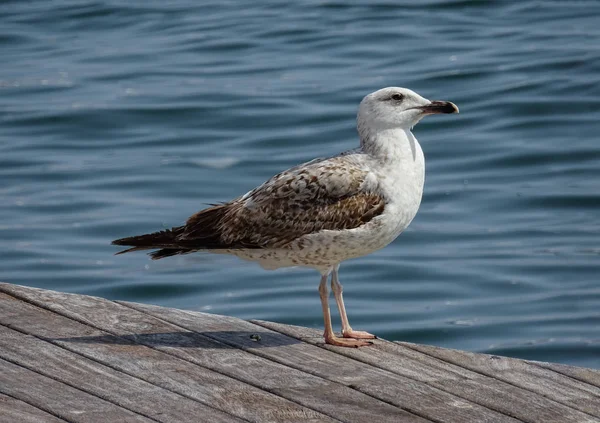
[112,227,184,252]
[112,155,385,258]
[179,155,385,249]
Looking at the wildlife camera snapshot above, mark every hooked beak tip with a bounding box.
[419,101,459,115]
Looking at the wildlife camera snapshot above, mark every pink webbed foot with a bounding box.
[342,329,377,340]
[324,333,373,348]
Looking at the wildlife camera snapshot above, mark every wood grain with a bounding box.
[120,300,526,423]
[397,341,600,418]
[0,292,329,423]
[0,284,420,423]
[1,282,599,423]
[0,357,154,423]
[536,361,600,388]
[252,320,600,422]
[0,393,67,423]
[0,320,242,423]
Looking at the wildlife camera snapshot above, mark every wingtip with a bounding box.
[111,238,128,246]
[114,246,148,255]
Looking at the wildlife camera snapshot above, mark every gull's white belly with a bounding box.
[229,147,425,272]
[228,198,420,271]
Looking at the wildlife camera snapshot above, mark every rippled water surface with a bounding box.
[2,1,599,368]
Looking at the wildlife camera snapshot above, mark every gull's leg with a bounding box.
[319,272,372,347]
[331,266,376,340]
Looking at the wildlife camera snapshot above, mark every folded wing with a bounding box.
[113,155,385,259]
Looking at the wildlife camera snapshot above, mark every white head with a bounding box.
[357,87,458,133]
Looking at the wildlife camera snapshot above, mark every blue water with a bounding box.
[1,1,599,369]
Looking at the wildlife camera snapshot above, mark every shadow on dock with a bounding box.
[51,330,303,349]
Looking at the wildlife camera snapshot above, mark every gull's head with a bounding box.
[358,87,458,131]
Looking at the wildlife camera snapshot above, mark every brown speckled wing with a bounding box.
[180,156,385,249]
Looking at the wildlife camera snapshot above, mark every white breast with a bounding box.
[229,130,426,272]
[378,132,425,237]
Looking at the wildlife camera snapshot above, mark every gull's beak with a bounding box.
[416,101,459,115]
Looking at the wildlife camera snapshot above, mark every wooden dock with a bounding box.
[0,282,599,423]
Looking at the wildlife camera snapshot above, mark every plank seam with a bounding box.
[3,283,599,421]
[529,361,600,389]
[249,319,600,421]
[0,337,165,423]
[0,357,93,423]
[114,301,361,423]
[396,342,600,419]
[0,389,72,423]
[249,321,600,422]
[0,290,335,423]
[251,322,600,422]
[0,294,252,423]
[244,320,528,423]
[117,301,478,423]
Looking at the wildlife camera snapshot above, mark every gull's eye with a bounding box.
[391,93,404,101]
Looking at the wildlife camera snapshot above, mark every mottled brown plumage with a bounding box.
[112,155,385,259]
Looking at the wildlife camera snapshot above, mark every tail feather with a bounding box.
[112,203,236,259]
[112,227,186,258]
[149,248,194,260]
[114,246,153,255]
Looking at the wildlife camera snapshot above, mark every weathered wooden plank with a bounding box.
[536,361,600,388]
[3,282,599,423]
[129,305,600,423]
[0,284,426,423]
[0,292,333,423]
[0,322,244,423]
[8,282,478,423]
[1,281,518,423]
[0,393,67,423]
[117,302,525,423]
[253,320,600,422]
[0,285,425,423]
[0,357,154,423]
[397,341,600,417]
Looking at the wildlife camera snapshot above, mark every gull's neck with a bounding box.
[358,124,420,165]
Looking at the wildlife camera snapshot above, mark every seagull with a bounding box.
[112,87,458,347]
